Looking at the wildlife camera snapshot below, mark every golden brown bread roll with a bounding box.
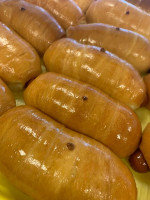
[140,123,150,168]
[0,0,65,54]
[143,74,150,109]
[126,0,150,12]
[129,148,150,173]
[73,0,93,12]
[0,78,16,116]
[0,106,137,200]
[67,23,150,73]
[44,38,146,109]
[86,0,150,41]
[0,22,41,91]
[24,72,142,158]
[24,0,86,30]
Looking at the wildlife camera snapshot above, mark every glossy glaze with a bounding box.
[86,0,150,41]
[73,0,93,12]
[143,74,150,109]
[129,149,150,173]
[126,0,150,12]
[140,123,150,168]
[0,78,16,116]
[44,38,146,109]
[24,0,86,30]
[24,72,142,157]
[0,106,137,200]
[67,23,150,73]
[0,0,65,54]
[0,22,41,91]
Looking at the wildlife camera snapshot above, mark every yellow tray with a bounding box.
[0,92,150,200]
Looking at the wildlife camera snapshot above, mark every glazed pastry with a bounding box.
[143,74,150,109]
[140,123,150,168]
[129,123,150,173]
[24,72,142,158]
[0,106,137,200]
[0,22,41,91]
[73,0,93,12]
[0,78,16,116]
[126,0,150,12]
[24,0,86,30]
[129,148,150,173]
[67,23,150,73]
[0,0,65,54]
[86,0,150,41]
[44,38,146,109]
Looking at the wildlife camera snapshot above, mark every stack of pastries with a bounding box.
[0,0,150,199]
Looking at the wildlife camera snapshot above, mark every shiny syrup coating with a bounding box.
[143,74,150,109]
[24,0,86,30]
[0,106,137,200]
[140,123,150,168]
[24,72,142,158]
[73,0,93,12]
[0,0,65,54]
[129,149,150,173]
[0,22,41,90]
[0,78,16,116]
[67,23,150,73]
[126,0,150,12]
[86,0,150,41]
[44,38,146,109]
